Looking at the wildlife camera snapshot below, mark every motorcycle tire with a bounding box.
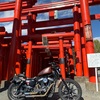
[58,78,82,100]
[7,83,25,100]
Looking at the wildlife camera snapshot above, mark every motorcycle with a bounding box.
[7,61,82,100]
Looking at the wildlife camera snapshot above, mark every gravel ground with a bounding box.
[0,88,8,100]
[0,87,84,100]
[0,88,61,100]
[1,82,100,100]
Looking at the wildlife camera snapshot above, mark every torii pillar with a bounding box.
[7,0,22,79]
[80,0,96,83]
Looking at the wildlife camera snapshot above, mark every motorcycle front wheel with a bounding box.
[58,79,82,100]
[7,83,25,100]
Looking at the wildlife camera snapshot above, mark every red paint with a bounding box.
[26,41,32,78]
[0,0,99,84]
[49,10,54,20]
[7,0,22,80]
[73,6,82,76]
[59,38,66,79]
[80,0,96,82]
[68,41,74,78]
[26,13,36,78]
[80,27,89,77]
[0,46,3,84]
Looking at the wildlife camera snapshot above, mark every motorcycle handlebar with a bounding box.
[49,62,57,67]
[49,62,54,65]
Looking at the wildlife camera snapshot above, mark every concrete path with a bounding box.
[0,87,61,100]
[1,78,100,100]
[0,87,83,100]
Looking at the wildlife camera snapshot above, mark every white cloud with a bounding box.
[0,10,13,32]
[22,29,27,36]
[0,0,15,3]
[0,10,14,18]
[36,12,49,22]
[58,9,73,19]
[36,0,61,5]
[4,22,13,33]
[93,37,100,41]
[0,0,14,31]
[0,0,14,33]
[9,0,15,1]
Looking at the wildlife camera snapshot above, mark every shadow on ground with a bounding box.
[0,81,10,92]
[0,87,8,92]
[26,93,84,100]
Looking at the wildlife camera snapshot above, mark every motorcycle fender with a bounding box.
[11,76,21,83]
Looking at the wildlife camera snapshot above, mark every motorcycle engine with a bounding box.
[37,77,54,93]
[26,78,36,88]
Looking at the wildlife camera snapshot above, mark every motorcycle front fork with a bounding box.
[15,81,24,95]
[57,78,70,91]
[61,78,70,90]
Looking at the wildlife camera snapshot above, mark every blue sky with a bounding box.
[90,5,100,39]
[0,0,100,39]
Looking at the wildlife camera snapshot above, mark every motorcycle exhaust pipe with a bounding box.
[24,83,54,98]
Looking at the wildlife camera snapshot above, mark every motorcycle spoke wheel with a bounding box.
[58,79,82,100]
[8,83,25,100]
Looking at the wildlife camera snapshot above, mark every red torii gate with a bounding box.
[0,0,100,84]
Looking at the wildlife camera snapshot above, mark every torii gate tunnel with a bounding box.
[0,0,100,84]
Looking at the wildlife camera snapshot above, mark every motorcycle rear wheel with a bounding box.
[58,79,82,100]
[8,83,25,100]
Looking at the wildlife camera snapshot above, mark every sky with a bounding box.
[0,0,100,40]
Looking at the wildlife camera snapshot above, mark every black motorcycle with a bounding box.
[7,62,82,100]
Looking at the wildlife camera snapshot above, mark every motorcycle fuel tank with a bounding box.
[38,67,52,76]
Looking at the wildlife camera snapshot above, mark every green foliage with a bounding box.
[94,40,100,53]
